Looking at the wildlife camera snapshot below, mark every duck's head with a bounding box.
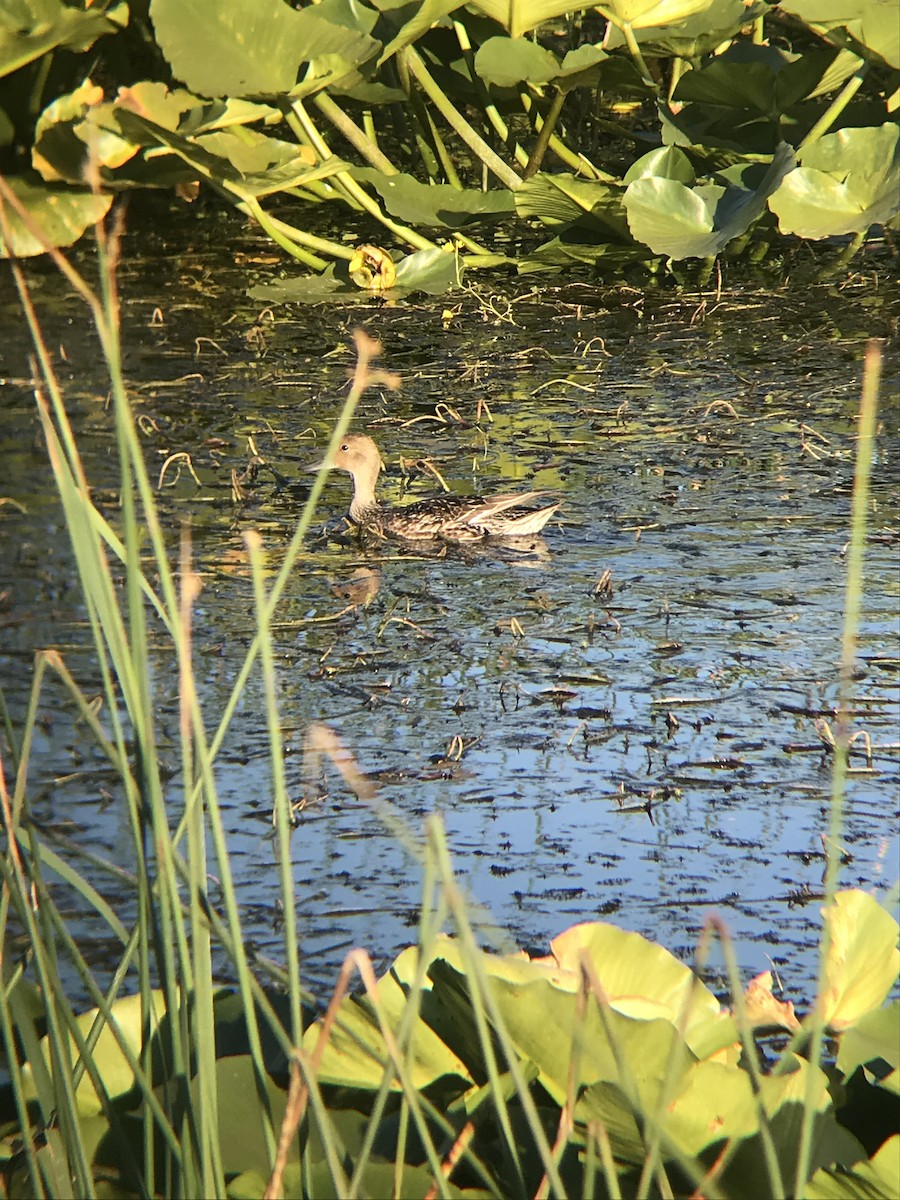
[312,433,384,481]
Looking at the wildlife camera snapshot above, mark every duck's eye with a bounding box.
[340,443,349,451]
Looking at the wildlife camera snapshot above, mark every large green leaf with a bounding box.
[837,1000,900,1087]
[674,43,842,118]
[778,0,900,69]
[466,0,595,39]
[605,0,766,56]
[150,0,379,98]
[623,145,695,183]
[355,167,515,227]
[624,142,795,257]
[299,939,474,1087]
[593,0,737,30]
[515,172,627,228]
[0,175,112,257]
[20,989,167,1117]
[474,35,609,91]
[474,35,561,87]
[807,1135,900,1199]
[769,124,900,238]
[811,889,900,1029]
[377,0,469,65]
[665,42,844,153]
[0,0,127,80]
[113,110,347,199]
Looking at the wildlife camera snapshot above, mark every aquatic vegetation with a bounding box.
[0,212,895,1198]
[1,0,898,290]
[2,884,897,1197]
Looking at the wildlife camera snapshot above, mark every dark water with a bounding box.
[2,203,898,1010]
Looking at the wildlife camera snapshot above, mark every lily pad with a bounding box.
[779,0,900,69]
[150,0,378,98]
[474,36,563,88]
[811,889,900,1030]
[605,0,766,56]
[769,124,900,238]
[624,142,795,258]
[355,167,515,227]
[249,246,462,305]
[0,175,112,257]
[0,0,127,80]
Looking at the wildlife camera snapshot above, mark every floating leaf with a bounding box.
[0,0,127,80]
[355,167,515,227]
[769,124,900,238]
[0,176,112,257]
[813,889,900,1031]
[624,142,795,258]
[249,246,461,304]
[779,0,900,69]
[150,0,378,98]
[393,245,461,292]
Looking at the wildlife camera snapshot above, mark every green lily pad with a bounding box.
[624,146,696,184]
[474,36,562,88]
[807,1134,899,1199]
[769,124,900,238]
[837,1000,900,1092]
[249,245,462,306]
[605,0,766,56]
[779,0,900,69]
[474,36,610,92]
[20,989,167,1117]
[673,43,841,117]
[467,0,588,39]
[378,0,469,65]
[149,0,378,98]
[0,175,112,257]
[355,167,514,227]
[0,0,127,80]
[624,142,795,257]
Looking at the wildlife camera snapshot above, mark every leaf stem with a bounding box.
[402,46,523,190]
[282,97,440,253]
[313,92,399,175]
[798,64,867,152]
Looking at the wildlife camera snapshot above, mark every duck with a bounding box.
[312,434,560,541]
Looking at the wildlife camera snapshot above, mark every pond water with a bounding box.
[2,202,898,1010]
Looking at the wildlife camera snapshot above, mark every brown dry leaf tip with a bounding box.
[304,721,376,800]
[743,971,801,1032]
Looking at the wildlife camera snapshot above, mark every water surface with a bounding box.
[2,205,897,1008]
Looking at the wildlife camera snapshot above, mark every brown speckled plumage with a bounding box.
[313,434,560,541]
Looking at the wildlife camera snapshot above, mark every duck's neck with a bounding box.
[349,469,381,525]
